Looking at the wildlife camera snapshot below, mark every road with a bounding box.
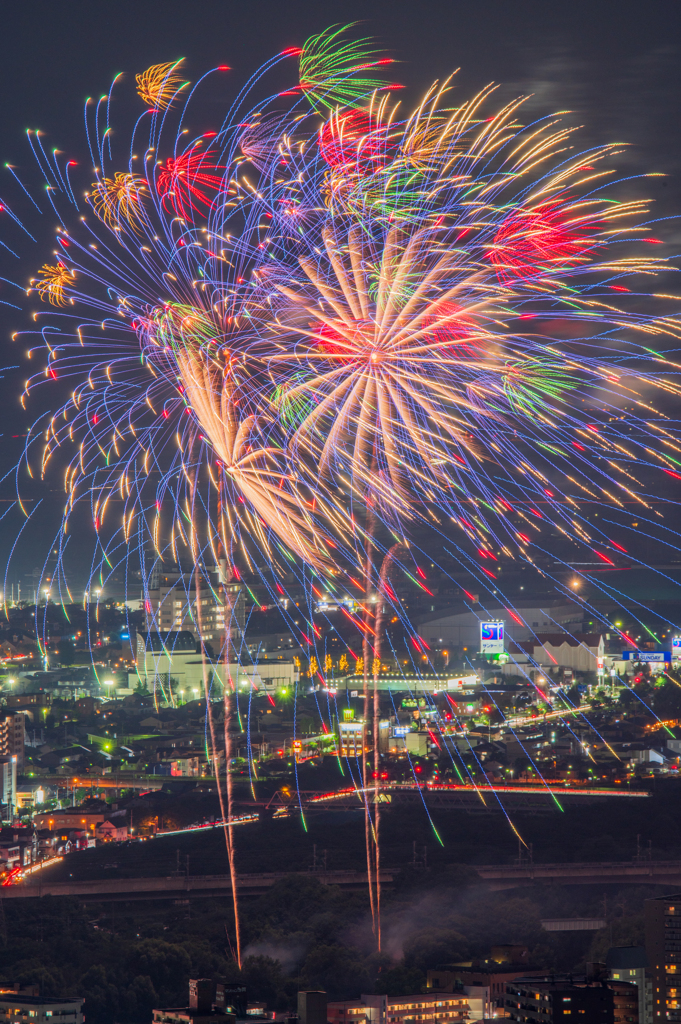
[291,782,649,812]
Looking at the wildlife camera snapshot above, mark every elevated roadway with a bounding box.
[293,783,650,813]
[4,859,678,901]
[1,868,394,902]
[476,860,681,890]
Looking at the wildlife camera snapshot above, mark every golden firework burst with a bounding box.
[89,173,147,232]
[32,263,76,307]
[135,59,186,111]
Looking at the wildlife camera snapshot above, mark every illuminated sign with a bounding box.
[621,651,671,663]
[673,636,681,659]
[445,674,478,690]
[480,620,504,655]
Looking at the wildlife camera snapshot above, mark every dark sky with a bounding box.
[0,0,679,597]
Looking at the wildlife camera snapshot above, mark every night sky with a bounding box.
[0,0,679,596]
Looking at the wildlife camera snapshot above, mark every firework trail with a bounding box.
[2,23,681,950]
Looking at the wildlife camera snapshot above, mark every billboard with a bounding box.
[621,650,671,663]
[480,620,504,655]
[673,636,681,659]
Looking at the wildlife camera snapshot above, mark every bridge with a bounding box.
[4,857,678,901]
[476,860,681,890]
[289,783,650,813]
[0,868,395,902]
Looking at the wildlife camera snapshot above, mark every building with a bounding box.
[0,827,37,870]
[338,721,365,758]
[332,673,479,694]
[607,945,652,1024]
[327,993,469,1024]
[33,809,105,832]
[153,978,239,1024]
[136,632,299,696]
[428,959,546,1019]
[145,562,244,647]
[171,757,200,777]
[95,820,128,842]
[506,977,615,1024]
[0,988,83,1024]
[3,693,51,723]
[0,756,17,819]
[609,979,640,1024]
[416,602,585,648]
[298,992,327,1024]
[503,633,606,675]
[645,894,681,1022]
[0,712,25,771]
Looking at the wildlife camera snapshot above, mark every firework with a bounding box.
[89,173,147,232]
[156,145,226,218]
[5,23,681,957]
[136,59,187,111]
[31,262,76,306]
[298,23,396,112]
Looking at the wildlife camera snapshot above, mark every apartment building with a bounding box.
[0,989,83,1024]
[145,562,244,647]
[506,977,616,1024]
[0,713,24,771]
[646,894,681,1022]
[327,992,469,1024]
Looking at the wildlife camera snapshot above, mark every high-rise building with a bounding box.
[645,894,681,1022]
[0,712,24,771]
[145,561,244,647]
[0,756,17,818]
[505,977,615,1024]
[607,946,652,1024]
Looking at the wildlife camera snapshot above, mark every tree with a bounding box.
[402,928,469,972]
[653,681,681,719]
[240,956,287,1007]
[124,976,158,1023]
[300,943,371,999]
[58,640,75,666]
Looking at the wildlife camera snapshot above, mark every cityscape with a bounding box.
[0,2,680,1024]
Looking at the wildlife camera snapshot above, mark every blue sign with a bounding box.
[621,651,671,663]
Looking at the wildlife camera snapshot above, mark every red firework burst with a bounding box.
[319,109,395,170]
[156,145,225,217]
[489,201,595,282]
